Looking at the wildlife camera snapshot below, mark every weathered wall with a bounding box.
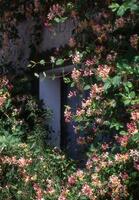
[0,19,75,147]
[0,20,33,74]
[0,19,75,74]
[40,19,75,51]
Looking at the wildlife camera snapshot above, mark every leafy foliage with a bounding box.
[1,0,139,199]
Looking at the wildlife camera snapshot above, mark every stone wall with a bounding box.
[0,19,75,74]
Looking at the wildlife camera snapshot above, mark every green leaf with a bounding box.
[54,17,67,23]
[63,77,71,84]
[117,5,126,16]
[112,76,121,87]
[124,99,131,105]
[130,91,135,98]
[134,56,139,62]
[109,3,120,12]
[34,73,39,78]
[54,17,61,23]
[120,131,128,135]
[84,85,91,90]
[132,133,139,141]
[71,82,75,87]
[131,4,138,11]
[39,60,45,65]
[56,59,64,66]
[5,99,11,109]
[126,82,133,88]
[104,81,111,91]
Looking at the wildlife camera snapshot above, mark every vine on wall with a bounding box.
[0,0,139,199]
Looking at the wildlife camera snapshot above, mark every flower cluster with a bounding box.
[130,34,139,49]
[64,106,72,122]
[71,67,82,82]
[72,51,82,64]
[97,64,111,80]
[47,4,64,21]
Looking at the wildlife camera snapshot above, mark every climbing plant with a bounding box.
[0,0,139,199]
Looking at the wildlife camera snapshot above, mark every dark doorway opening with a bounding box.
[60,78,87,164]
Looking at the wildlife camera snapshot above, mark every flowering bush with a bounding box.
[0,142,76,200]
[0,75,76,200]
[0,75,52,146]
[1,0,139,199]
[45,1,139,199]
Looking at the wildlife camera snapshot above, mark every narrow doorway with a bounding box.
[61,78,87,163]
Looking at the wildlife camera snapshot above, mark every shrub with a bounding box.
[0,76,76,200]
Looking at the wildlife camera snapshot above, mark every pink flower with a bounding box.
[76,108,85,117]
[18,157,32,168]
[130,34,138,49]
[67,175,76,186]
[71,68,81,82]
[33,183,43,200]
[0,95,7,107]
[97,64,111,80]
[134,162,139,171]
[44,20,52,30]
[58,189,69,200]
[81,98,92,109]
[85,58,96,66]
[101,143,109,151]
[46,186,55,195]
[131,109,139,121]
[115,17,125,29]
[129,149,139,162]
[68,91,76,98]
[120,172,129,181]
[64,106,72,122]
[83,67,93,77]
[127,121,138,135]
[77,136,86,145]
[34,0,41,12]
[68,37,76,48]
[90,84,104,99]
[76,169,84,179]
[47,4,64,21]
[72,51,82,64]
[116,135,129,147]
[81,183,93,198]
[7,83,13,91]
[115,153,129,163]
[58,196,67,200]
[86,159,93,169]
[106,51,117,63]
